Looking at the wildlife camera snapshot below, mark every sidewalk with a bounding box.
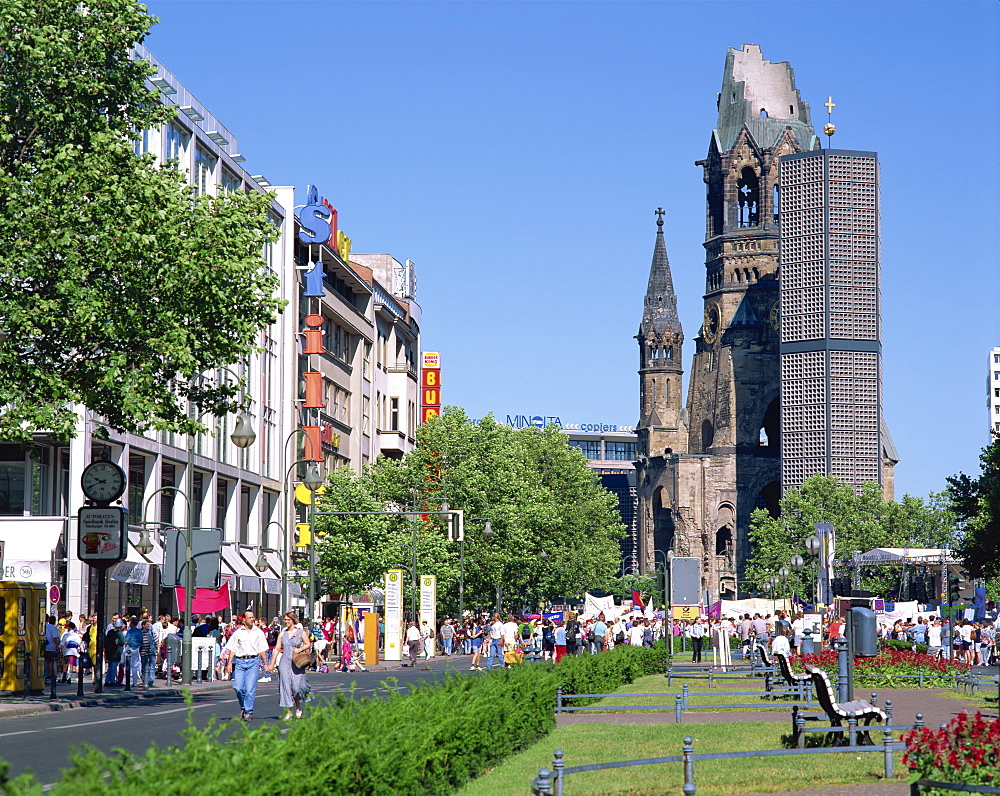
[0,653,462,719]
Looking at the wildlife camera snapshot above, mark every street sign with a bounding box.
[49,585,60,604]
[77,506,127,567]
[672,605,700,620]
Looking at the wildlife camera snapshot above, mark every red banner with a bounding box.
[175,581,231,615]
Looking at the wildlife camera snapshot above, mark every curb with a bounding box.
[0,681,234,719]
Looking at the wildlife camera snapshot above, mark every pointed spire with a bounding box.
[641,207,682,337]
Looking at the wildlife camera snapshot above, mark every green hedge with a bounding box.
[1,646,667,796]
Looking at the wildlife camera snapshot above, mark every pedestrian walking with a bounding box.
[104,619,124,686]
[224,609,269,722]
[690,618,705,663]
[468,619,484,670]
[440,618,455,655]
[123,617,142,686]
[139,619,157,688]
[266,611,311,721]
[405,621,422,666]
[486,613,504,669]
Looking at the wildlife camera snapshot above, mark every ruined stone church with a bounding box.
[634,45,898,600]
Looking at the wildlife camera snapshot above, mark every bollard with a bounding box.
[885,699,893,730]
[708,670,714,689]
[834,637,849,704]
[552,749,565,796]
[682,736,696,796]
[914,713,924,731]
[870,692,878,707]
[555,686,563,714]
[675,693,683,723]
[848,716,858,747]
[801,626,815,655]
[667,668,673,687]
[124,650,131,692]
[532,767,553,796]
[796,712,806,749]
[683,683,689,709]
[49,654,57,701]
[919,668,924,689]
[883,728,895,778]
[77,659,84,698]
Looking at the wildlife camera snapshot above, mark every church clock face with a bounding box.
[703,302,722,344]
[769,301,780,333]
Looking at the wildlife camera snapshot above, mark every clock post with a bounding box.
[78,453,128,694]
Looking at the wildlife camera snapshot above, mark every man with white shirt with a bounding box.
[224,610,268,721]
[485,613,504,669]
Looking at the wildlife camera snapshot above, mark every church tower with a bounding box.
[685,44,817,558]
[637,208,686,459]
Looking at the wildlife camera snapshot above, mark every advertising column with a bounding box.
[384,569,403,661]
[419,575,437,658]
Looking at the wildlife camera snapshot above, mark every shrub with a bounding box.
[1,646,666,796]
[902,711,1000,794]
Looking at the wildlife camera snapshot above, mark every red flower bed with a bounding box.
[903,711,1000,788]
[789,649,970,686]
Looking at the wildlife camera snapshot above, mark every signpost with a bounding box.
[48,585,60,605]
[78,481,128,695]
[419,575,436,658]
[384,570,403,661]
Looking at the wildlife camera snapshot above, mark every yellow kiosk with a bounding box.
[0,582,46,694]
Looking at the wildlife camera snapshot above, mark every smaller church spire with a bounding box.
[641,208,682,337]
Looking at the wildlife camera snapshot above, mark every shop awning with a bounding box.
[0,518,64,583]
[220,544,258,579]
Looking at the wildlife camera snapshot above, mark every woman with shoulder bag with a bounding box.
[266,611,312,720]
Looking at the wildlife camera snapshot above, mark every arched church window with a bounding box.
[735,269,742,283]
[789,105,794,115]
[701,419,714,450]
[752,267,759,280]
[715,526,733,557]
[737,167,760,227]
[666,347,673,360]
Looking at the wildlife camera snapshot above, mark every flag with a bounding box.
[175,581,231,614]
[631,589,645,610]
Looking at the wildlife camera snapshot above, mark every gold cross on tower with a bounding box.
[822,96,837,141]
[824,96,836,115]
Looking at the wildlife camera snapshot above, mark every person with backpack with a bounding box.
[541,618,555,660]
[565,614,580,656]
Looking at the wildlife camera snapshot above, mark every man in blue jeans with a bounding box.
[224,610,269,721]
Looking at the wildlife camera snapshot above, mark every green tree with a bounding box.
[946,437,1000,595]
[746,475,960,600]
[312,408,624,614]
[0,1,283,444]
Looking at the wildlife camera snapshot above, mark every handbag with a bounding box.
[292,648,313,669]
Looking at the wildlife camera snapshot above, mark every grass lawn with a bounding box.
[457,721,906,796]
[567,673,799,713]
[937,687,999,712]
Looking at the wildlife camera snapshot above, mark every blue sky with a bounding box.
[144,0,999,500]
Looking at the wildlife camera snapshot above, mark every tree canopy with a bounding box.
[0,0,283,443]
[311,408,625,615]
[946,437,1000,587]
[746,475,960,600]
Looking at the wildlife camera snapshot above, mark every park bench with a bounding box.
[805,663,886,745]
[773,650,811,689]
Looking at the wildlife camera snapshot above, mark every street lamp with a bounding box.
[480,521,503,613]
[460,494,491,621]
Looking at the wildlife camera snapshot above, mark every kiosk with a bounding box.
[0,582,47,694]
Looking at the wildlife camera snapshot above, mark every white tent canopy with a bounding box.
[856,548,961,566]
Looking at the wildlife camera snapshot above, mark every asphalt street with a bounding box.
[0,656,466,787]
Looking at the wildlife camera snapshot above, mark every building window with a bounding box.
[569,440,602,460]
[0,445,26,515]
[163,123,190,166]
[604,441,637,461]
[390,397,400,431]
[737,166,760,227]
[239,485,252,545]
[363,342,372,379]
[220,168,240,193]
[216,480,229,534]
[363,396,371,436]
[128,454,146,517]
[193,147,217,197]
[160,462,176,526]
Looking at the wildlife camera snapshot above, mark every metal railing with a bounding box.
[531,727,911,795]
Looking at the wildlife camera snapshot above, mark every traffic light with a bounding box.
[949,576,962,604]
[656,568,668,608]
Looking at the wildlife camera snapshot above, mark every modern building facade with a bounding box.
[0,47,424,624]
[779,148,885,492]
[634,45,898,602]
[991,347,1000,437]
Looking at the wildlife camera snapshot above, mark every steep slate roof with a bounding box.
[729,294,763,327]
[639,211,682,338]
